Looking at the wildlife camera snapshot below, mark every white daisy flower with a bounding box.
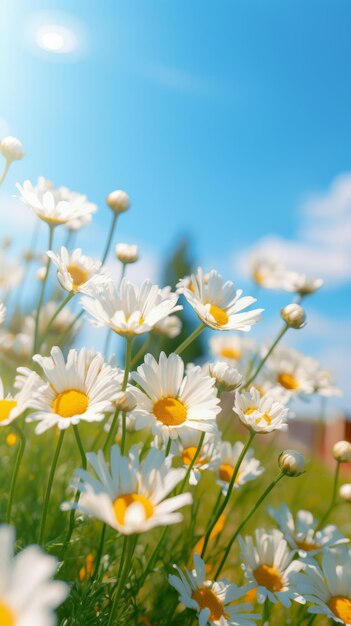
[0,255,23,293]
[0,525,68,626]
[239,528,304,607]
[169,553,260,626]
[211,441,264,495]
[313,369,342,398]
[64,445,192,535]
[284,273,324,296]
[234,387,289,434]
[130,352,220,441]
[205,361,243,392]
[81,278,181,337]
[170,430,219,486]
[16,347,120,434]
[57,185,97,231]
[294,546,351,624]
[263,345,317,396]
[0,303,5,324]
[269,504,348,559]
[16,179,95,227]
[248,253,295,291]
[177,268,263,332]
[47,247,111,295]
[153,314,182,338]
[115,243,139,264]
[209,335,255,365]
[0,373,37,427]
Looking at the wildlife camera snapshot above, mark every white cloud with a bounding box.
[235,173,351,288]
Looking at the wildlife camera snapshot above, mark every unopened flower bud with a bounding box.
[0,136,25,162]
[208,361,242,392]
[332,440,351,463]
[106,190,130,214]
[339,483,351,502]
[153,315,182,338]
[279,449,305,476]
[115,243,139,264]
[281,304,306,329]
[114,389,137,413]
[36,266,46,282]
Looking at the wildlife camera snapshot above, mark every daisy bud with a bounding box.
[208,361,243,392]
[153,315,182,338]
[339,483,351,503]
[281,303,306,329]
[332,440,351,463]
[106,189,130,214]
[114,389,137,413]
[115,243,139,264]
[279,449,305,476]
[0,136,25,161]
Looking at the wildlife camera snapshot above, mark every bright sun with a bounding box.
[35,24,78,54]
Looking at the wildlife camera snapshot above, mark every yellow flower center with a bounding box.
[328,596,351,623]
[0,399,17,422]
[153,397,187,426]
[192,587,225,621]
[253,270,264,285]
[52,389,89,418]
[296,539,320,552]
[181,446,206,467]
[219,463,241,484]
[0,602,15,626]
[277,372,299,390]
[254,564,283,592]
[113,493,154,525]
[220,347,241,360]
[209,304,229,327]
[67,264,89,289]
[245,407,272,426]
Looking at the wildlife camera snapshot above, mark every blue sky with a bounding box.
[1,0,351,411]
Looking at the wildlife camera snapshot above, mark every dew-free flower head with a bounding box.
[106,189,130,214]
[170,430,219,486]
[281,303,306,329]
[169,553,260,626]
[279,450,305,476]
[209,334,255,365]
[234,387,289,434]
[206,361,243,392]
[333,440,351,463]
[130,352,220,441]
[0,373,37,427]
[0,525,68,625]
[17,347,121,434]
[47,247,111,295]
[64,444,192,535]
[177,268,263,332]
[81,278,181,337]
[16,179,96,227]
[115,243,139,264]
[211,440,264,495]
[264,345,317,396]
[0,136,25,162]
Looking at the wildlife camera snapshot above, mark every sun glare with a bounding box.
[35,24,78,54]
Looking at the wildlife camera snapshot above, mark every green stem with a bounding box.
[139,526,168,589]
[165,437,172,457]
[0,159,11,187]
[92,523,107,580]
[101,212,118,265]
[201,431,256,559]
[120,413,127,454]
[316,461,340,530]
[215,472,284,578]
[103,329,113,357]
[103,337,133,452]
[38,430,65,545]
[73,425,87,469]
[7,423,26,523]
[243,323,289,389]
[178,432,205,493]
[130,335,152,368]
[304,614,316,626]
[175,323,206,356]
[37,292,74,351]
[261,599,271,624]
[107,534,135,626]
[33,225,54,354]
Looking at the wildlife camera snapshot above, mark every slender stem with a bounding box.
[73,425,87,470]
[38,430,65,545]
[120,413,127,454]
[130,335,152,368]
[92,523,107,580]
[201,432,255,559]
[61,427,87,558]
[165,437,172,457]
[56,309,84,346]
[119,263,126,283]
[0,159,11,187]
[107,534,135,626]
[37,292,74,350]
[33,225,54,354]
[305,614,317,626]
[7,423,26,523]
[101,212,118,265]
[316,461,340,530]
[178,432,205,493]
[103,337,133,452]
[215,472,284,578]
[103,329,113,357]
[175,323,206,356]
[243,323,289,389]
[139,526,168,588]
[261,599,271,625]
